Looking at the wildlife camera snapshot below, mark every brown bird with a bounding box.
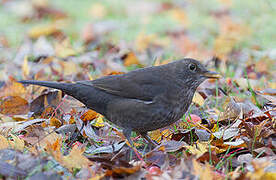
[19,58,220,146]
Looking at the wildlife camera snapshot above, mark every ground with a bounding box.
[0,0,275,179]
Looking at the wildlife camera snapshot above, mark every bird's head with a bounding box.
[173,58,221,89]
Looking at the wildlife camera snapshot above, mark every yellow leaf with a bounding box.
[63,145,92,170]
[55,39,78,58]
[268,82,276,89]
[49,117,62,128]
[246,160,272,180]
[169,8,189,26]
[89,3,107,19]
[22,56,30,78]
[192,92,205,106]
[58,60,78,76]
[193,159,218,180]
[123,52,140,66]
[149,129,172,143]
[45,137,92,171]
[0,135,25,151]
[92,115,105,127]
[153,58,172,66]
[214,35,236,57]
[29,24,58,38]
[10,135,25,151]
[135,32,169,52]
[0,135,9,150]
[185,142,208,158]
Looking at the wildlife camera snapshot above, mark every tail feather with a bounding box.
[18,80,111,116]
[18,80,73,94]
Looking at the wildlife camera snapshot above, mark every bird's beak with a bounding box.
[203,71,221,79]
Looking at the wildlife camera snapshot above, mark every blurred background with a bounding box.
[0,0,275,82]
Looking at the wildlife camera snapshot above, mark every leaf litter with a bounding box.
[0,0,275,179]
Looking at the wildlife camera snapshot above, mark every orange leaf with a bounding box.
[49,117,62,128]
[80,109,99,122]
[149,129,172,143]
[0,78,26,98]
[0,96,29,115]
[123,52,140,66]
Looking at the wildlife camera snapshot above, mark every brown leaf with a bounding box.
[0,78,26,98]
[0,96,29,115]
[106,165,141,177]
[49,117,62,128]
[30,90,62,115]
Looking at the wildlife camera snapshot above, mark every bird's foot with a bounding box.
[140,132,159,147]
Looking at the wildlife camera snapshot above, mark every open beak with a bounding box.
[203,71,221,79]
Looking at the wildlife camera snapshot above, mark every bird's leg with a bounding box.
[123,129,145,161]
[123,129,134,147]
[140,132,159,147]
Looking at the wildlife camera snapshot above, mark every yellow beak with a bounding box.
[203,71,221,79]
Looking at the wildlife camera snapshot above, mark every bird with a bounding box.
[19,58,220,146]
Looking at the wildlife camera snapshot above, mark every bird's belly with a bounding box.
[132,105,185,132]
[107,98,186,133]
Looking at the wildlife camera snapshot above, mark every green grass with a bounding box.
[0,0,275,51]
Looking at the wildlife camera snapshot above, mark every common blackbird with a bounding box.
[19,58,220,146]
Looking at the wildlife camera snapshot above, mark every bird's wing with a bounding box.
[78,68,170,101]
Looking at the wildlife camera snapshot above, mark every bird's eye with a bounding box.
[188,63,196,71]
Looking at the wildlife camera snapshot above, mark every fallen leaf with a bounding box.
[89,3,107,19]
[186,142,208,158]
[149,128,172,143]
[91,115,105,127]
[0,96,29,115]
[45,137,92,171]
[0,135,25,151]
[22,56,30,79]
[122,52,141,66]
[28,23,59,38]
[169,8,189,26]
[49,117,62,128]
[0,78,26,98]
[80,109,99,122]
[192,92,205,106]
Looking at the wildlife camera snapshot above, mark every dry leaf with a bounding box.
[0,79,26,98]
[55,39,79,58]
[49,117,62,128]
[186,142,208,158]
[169,8,189,26]
[28,23,59,38]
[149,128,172,143]
[80,109,99,122]
[22,56,30,79]
[0,135,25,151]
[192,92,205,106]
[0,96,29,115]
[45,137,92,171]
[89,3,107,19]
[91,115,105,127]
[123,52,140,66]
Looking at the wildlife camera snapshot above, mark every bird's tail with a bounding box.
[18,80,74,95]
